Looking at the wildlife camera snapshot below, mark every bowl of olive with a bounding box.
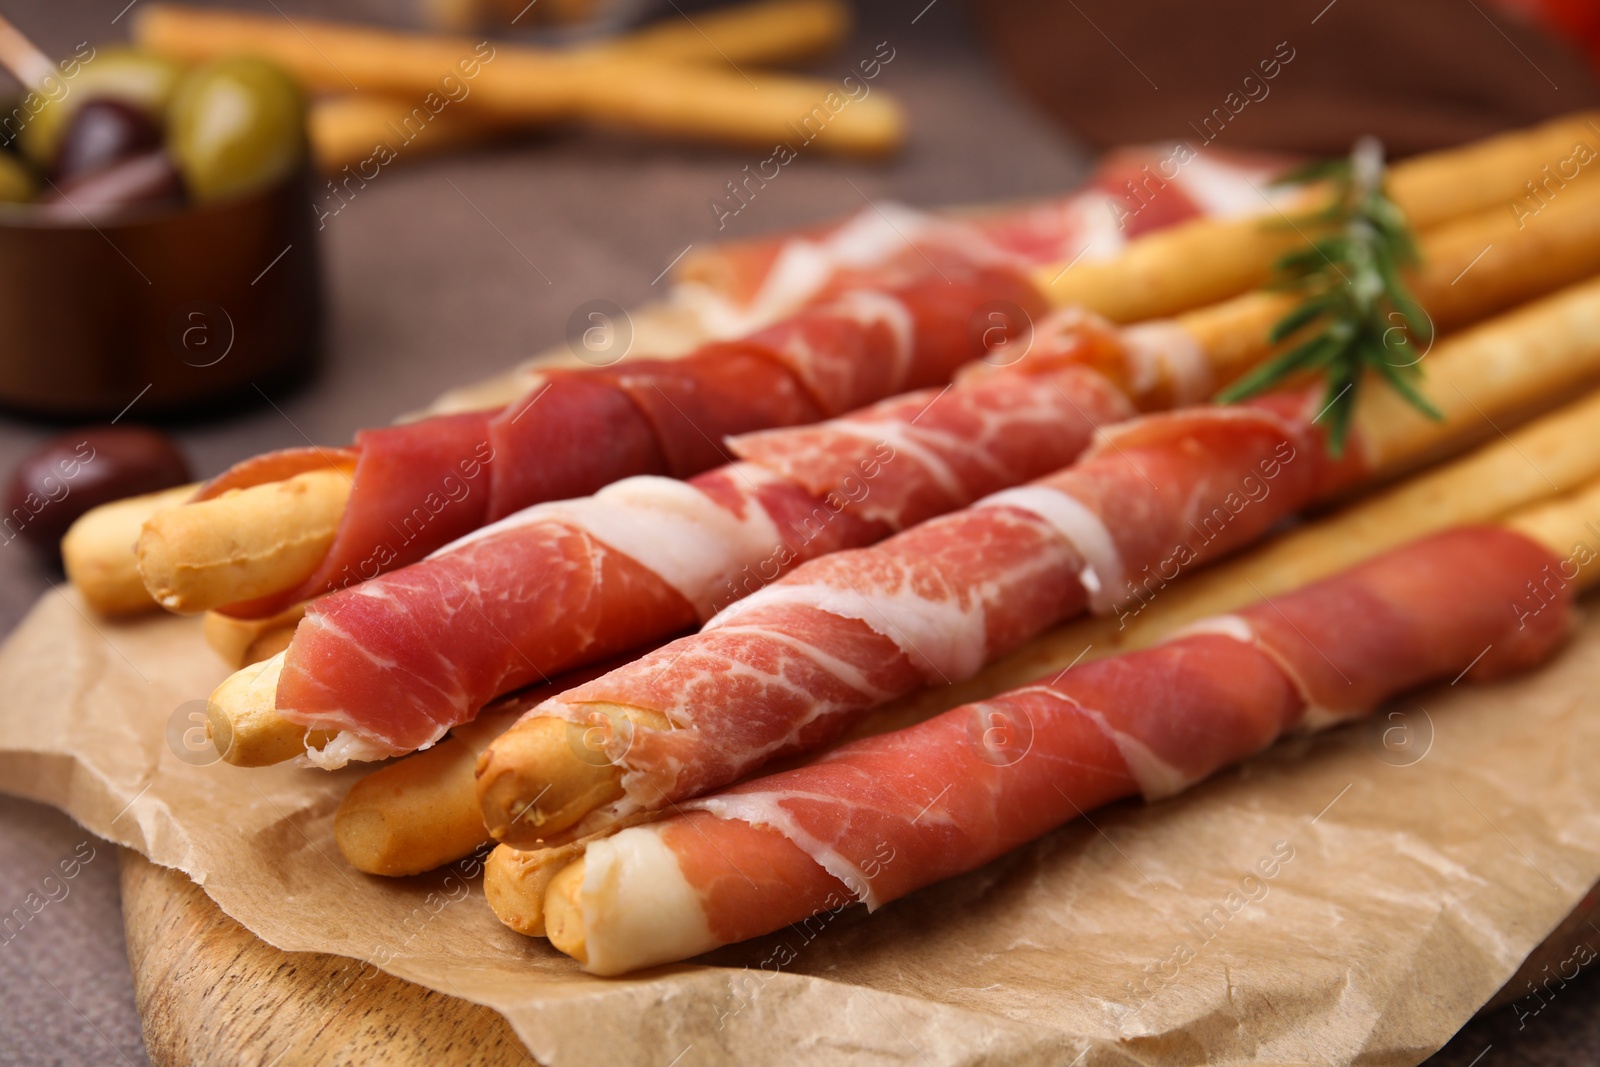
[0,47,320,417]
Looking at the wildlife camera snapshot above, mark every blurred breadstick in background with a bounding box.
[60,484,198,616]
[135,0,904,160]
[309,0,857,170]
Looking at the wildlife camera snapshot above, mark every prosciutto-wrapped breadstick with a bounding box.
[139,260,1043,618]
[536,524,1578,973]
[213,362,1135,768]
[1038,110,1600,321]
[476,275,1600,845]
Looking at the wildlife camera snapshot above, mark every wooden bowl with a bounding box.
[0,166,321,418]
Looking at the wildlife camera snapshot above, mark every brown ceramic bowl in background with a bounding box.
[0,165,320,419]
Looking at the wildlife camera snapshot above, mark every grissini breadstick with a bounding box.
[334,707,519,877]
[210,361,1136,769]
[333,649,664,874]
[474,274,1600,847]
[534,521,1582,973]
[60,483,199,616]
[123,181,1600,621]
[205,656,332,768]
[136,465,352,614]
[305,0,855,173]
[1120,177,1600,408]
[135,4,903,156]
[201,603,306,669]
[1038,110,1600,321]
[139,265,1049,619]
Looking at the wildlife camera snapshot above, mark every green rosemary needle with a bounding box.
[1215,137,1442,456]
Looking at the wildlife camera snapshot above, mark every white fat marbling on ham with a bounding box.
[1165,613,1352,734]
[826,288,916,389]
[1119,320,1213,405]
[977,485,1121,613]
[577,826,719,976]
[436,467,782,620]
[705,577,989,684]
[691,792,886,908]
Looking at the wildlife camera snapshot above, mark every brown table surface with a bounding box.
[0,1,1595,1064]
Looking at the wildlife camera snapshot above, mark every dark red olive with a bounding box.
[54,98,163,183]
[5,426,190,552]
[37,150,184,219]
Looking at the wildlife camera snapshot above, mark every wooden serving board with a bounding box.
[118,851,535,1067]
[118,845,1599,1066]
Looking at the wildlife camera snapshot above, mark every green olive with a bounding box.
[167,57,305,204]
[0,153,34,203]
[18,48,183,170]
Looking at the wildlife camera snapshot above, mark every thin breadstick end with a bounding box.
[542,858,588,963]
[136,467,352,614]
[484,842,587,938]
[60,483,200,616]
[335,736,490,876]
[202,604,305,668]
[207,653,327,767]
[476,715,624,846]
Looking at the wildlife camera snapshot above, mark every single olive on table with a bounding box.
[4,427,191,554]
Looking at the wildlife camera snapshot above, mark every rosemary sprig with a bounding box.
[1216,137,1441,455]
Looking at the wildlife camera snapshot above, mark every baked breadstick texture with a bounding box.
[136,3,903,156]
[1040,110,1600,321]
[137,466,352,614]
[60,483,199,616]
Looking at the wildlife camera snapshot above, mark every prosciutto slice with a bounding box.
[561,526,1574,975]
[209,260,1046,618]
[677,146,1295,334]
[538,389,1368,831]
[276,365,1134,766]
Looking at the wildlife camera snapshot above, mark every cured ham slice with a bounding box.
[551,526,1574,974]
[676,146,1294,334]
[210,260,1047,618]
[275,365,1133,766]
[534,389,1369,831]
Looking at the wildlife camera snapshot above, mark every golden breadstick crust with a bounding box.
[206,653,328,767]
[484,842,588,939]
[611,0,850,67]
[336,737,490,876]
[1039,111,1600,319]
[1416,179,1600,331]
[1505,477,1600,592]
[136,6,903,155]
[540,858,588,960]
[334,707,520,876]
[1356,275,1600,473]
[1387,110,1600,231]
[60,483,199,616]
[201,603,305,669]
[136,467,352,614]
[476,715,624,847]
